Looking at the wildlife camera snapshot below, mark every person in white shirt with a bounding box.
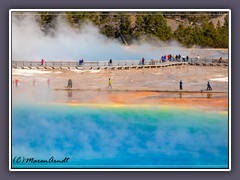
[197,55,200,63]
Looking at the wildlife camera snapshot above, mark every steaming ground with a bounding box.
[12,15,228,61]
[12,66,228,110]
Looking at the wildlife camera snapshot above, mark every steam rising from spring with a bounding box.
[12,14,228,61]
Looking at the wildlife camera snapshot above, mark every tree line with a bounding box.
[35,12,229,48]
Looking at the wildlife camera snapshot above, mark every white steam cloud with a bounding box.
[12,15,228,61]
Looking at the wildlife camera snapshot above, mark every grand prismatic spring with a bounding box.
[11,65,229,169]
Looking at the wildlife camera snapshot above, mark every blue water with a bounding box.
[12,104,228,169]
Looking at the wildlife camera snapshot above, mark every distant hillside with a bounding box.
[13,11,229,48]
[166,14,227,31]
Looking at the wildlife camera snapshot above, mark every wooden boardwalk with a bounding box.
[54,88,228,93]
[12,60,228,70]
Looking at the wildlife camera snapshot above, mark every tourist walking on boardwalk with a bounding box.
[15,79,19,87]
[218,57,223,63]
[41,59,44,66]
[186,56,189,62]
[175,55,178,61]
[107,78,112,89]
[197,55,200,63]
[179,80,183,90]
[67,79,72,88]
[109,59,113,66]
[207,80,212,91]
[79,59,84,66]
[142,57,145,65]
[182,56,186,62]
[161,56,164,63]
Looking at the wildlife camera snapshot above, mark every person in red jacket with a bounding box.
[41,59,44,65]
[15,79,19,87]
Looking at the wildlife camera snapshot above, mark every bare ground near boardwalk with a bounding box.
[12,65,229,111]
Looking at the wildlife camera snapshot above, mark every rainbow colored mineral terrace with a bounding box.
[12,64,229,169]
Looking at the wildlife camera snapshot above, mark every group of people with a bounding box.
[37,57,212,92]
[139,55,190,65]
[160,54,189,62]
[39,55,200,68]
[179,80,212,91]
[15,77,212,92]
[66,78,212,91]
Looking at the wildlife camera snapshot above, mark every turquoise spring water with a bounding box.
[12,104,228,169]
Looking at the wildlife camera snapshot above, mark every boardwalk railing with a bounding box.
[12,58,228,69]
